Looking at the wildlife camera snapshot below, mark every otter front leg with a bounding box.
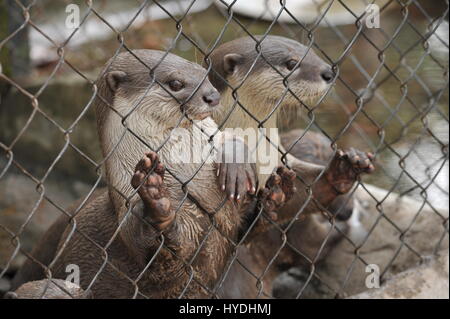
[217,136,257,202]
[217,162,256,202]
[131,152,175,231]
[259,166,297,218]
[278,149,374,220]
[240,166,297,240]
[315,148,375,206]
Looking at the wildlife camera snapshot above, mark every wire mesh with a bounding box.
[0,0,448,299]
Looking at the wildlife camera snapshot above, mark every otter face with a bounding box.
[209,36,333,108]
[102,50,221,130]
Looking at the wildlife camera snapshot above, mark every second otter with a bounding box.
[207,36,375,297]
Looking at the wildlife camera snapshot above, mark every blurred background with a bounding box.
[0,0,448,294]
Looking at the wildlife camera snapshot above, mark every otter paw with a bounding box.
[276,166,297,202]
[258,166,297,220]
[326,148,375,195]
[131,152,174,230]
[217,136,257,203]
[218,162,257,203]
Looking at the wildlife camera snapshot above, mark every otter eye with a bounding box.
[168,80,184,92]
[286,59,298,71]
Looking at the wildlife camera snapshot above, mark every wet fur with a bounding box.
[12,50,251,298]
[208,36,355,298]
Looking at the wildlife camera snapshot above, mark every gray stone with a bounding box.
[349,252,449,299]
[8,278,91,299]
[273,184,449,299]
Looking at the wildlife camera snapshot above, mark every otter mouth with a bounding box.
[269,90,324,106]
[193,111,212,120]
[286,85,330,104]
[305,90,327,100]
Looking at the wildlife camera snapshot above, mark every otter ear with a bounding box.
[223,53,244,75]
[106,71,127,92]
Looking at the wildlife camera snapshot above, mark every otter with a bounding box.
[206,36,375,297]
[11,49,293,298]
[4,279,91,299]
[280,129,356,221]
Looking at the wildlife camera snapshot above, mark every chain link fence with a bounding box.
[0,0,448,299]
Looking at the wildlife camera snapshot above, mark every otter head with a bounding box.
[95,49,221,137]
[208,35,333,112]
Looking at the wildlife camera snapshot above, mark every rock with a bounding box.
[349,252,449,299]
[272,267,330,299]
[6,279,91,299]
[273,184,449,298]
[215,0,393,26]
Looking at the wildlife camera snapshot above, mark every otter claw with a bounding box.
[132,151,174,230]
[326,148,375,195]
[269,212,278,221]
[258,165,296,219]
[218,161,257,203]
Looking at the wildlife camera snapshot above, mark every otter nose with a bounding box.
[203,91,221,107]
[320,69,334,84]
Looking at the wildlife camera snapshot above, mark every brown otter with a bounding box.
[280,129,356,221]
[206,36,375,297]
[4,279,91,299]
[207,35,374,221]
[11,49,293,298]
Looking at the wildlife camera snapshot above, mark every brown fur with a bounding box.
[11,191,103,290]
[12,40,370,299]
[207,36,358,219]
[208,36,373,298]
[13,50,255,298]
[218,131,352,298]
